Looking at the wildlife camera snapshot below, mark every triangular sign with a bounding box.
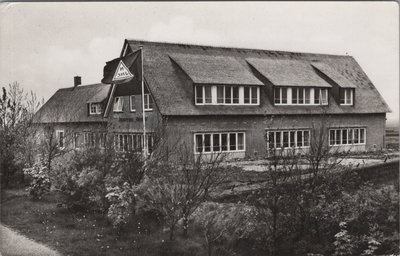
[112,60,134,81]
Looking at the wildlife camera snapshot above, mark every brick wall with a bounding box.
[165,113,386,159]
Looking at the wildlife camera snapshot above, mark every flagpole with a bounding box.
[140,46,148,158]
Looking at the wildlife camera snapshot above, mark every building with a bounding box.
[34,39,390,160]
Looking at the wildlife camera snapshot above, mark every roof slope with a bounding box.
[311,62,356,88]
[169,53,263,85]
[125,39,390,116]
[34,83,110,123]
[247,58,331,88]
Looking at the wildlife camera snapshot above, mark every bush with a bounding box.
[23,162,51,199]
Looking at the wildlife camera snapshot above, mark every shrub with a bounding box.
[23,162,51,200]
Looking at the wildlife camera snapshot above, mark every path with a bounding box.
[0,224,61,256]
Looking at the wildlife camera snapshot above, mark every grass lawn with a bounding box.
[1,189,204,256]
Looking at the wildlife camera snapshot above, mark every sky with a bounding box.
[0,2,398,124]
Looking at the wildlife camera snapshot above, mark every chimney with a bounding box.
[74,76,81,87]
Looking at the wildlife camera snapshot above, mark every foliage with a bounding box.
[333,222,355,256]
[0,82,41,187]
[192,202,247,256]
[23,161,51,200]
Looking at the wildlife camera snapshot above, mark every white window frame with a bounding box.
[276,87,329,106]
[267,129,310,149]
[194,132,246,154]
[89,103,102,114]
[329,127,366,146]
[195,85,260,106]
[56,130,65,149]
[144,94,153,111]
[73,132,80,149]
[340,88,354,105]
[114,133,153,152]
[113,97,123,112]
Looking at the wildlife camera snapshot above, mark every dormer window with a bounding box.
[113,97,123,112]
[340,88,354,105]
[195,85,260,105]
[144,94,154,111]
[275,87,328,105]
[89,103,102,114]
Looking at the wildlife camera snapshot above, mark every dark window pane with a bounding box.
[274,88,280,104]
[292,88,298,104]
[360,129,365,143]
[342,129,347,144]
[229,133,236,151]
[268,132,275,149]
[225,87,231,104]
[217,87,224,104]
[204,134,211,152]
[196,86,203,104]
[276,131,281,148]
[196,134,203,152]
[297,131,303,147]
[281,88,287,104]
[340,89,345,104]
[290,131,295,147]
[238,133,244,150]
[204,86,212,103]
[221,133,228,151]
[305,88,310,104]
[244,87,250,104]
[304,131,310,146]
[335,130,341,145]
[213,134,220,152]
[232,87,239,104]
[329,130,335,145]
[354,129,359,143]
[283,131,289,148]
[314,88,320,104]
[299,88,304,104]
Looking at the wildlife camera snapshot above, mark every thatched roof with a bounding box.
[311,62,356,88]
[169,53,263,85]
[34,83,110,123]
[125,39,390,116]
[246,58,331,88]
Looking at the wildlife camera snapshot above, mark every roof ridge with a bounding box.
[126,38,352,58]
[58,83,106,91]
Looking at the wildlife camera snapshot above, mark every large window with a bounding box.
[144,94,154,111]
[195,85,259,105]
[89,103,102,114]
[340,88,354,105]
[113,97,123,112]
[194,132,245,153]
[275,87,329,105]
[267,129,310,149]
[114,133,153,153]
[329,128,365,146]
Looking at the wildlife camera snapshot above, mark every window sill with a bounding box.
[330,143,365,146]
[113,110,124,113]
[194,150,245,155]
[144,109,153,112]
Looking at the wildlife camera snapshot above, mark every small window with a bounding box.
[213,133,220,152]
[238,133,245,150]
[251,87,258,104]
[217,86,224,104]
[56,130,65,148]
[74,132,80,149]
[304,88,310,104]
[130,95,136,112]
[204,86,212,104]
[292,88,298,104]
[229,133,236,151]
[340,88,353,105]
[144,94,153,111]
[244,87,250,104]
[90,103,102,114]
[113,97,123,112]
[232,87,239,104]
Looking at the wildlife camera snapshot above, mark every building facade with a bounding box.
[34,40,390,160]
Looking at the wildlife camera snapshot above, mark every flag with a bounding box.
[101,49,141,84]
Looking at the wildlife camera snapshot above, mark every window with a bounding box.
[113,97,123,112]
[74,132,80,149]
[84,132,95,147]
[144,94,153,111]
[274,87,287,105]
[130,95,136,112]
[314,88,328,105]
[195,85,259,105]
[340,88,353,105]
[266,129,311,149]
[194,132,245,153]
[329,128,366,146]
[114,133,153,152]
[56,130,65,148]
[90,103,102,114]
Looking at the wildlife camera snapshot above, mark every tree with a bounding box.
[0,82,42,187]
